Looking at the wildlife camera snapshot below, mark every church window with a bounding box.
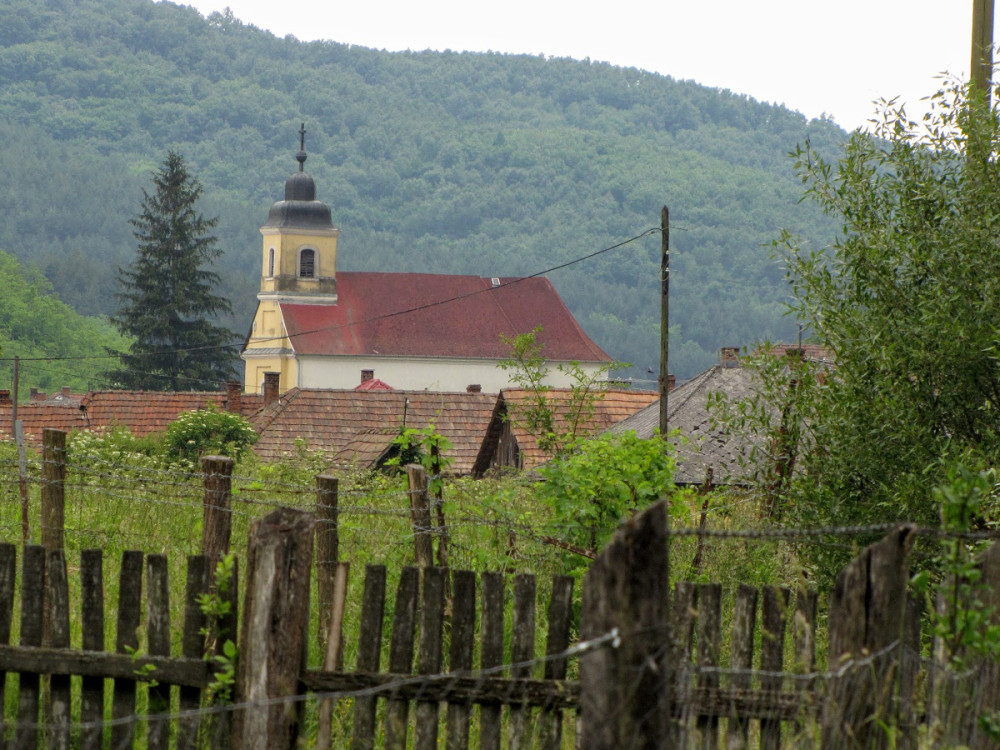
[299,248,316,278]
[267,248,275,277]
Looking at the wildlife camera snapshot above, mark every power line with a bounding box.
[0,227,661,365]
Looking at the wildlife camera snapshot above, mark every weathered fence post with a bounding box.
[41,428,66,550]
[727,584,758,750]
[931,540,1000,749]
[695,583,722,749]
[80,550,104,750]
[233,508,314,750]
[112,550,144,750]
[760,586,789,750]
[146,554,171,750]
[821,525,916,750]
[406,464,434,567]
[46,548,70,750]
[201,455,234,562]
[316,473,339,652]
[579,499,671,750]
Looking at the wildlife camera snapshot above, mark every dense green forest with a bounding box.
[0,251,127,392]
[0,0,846,390]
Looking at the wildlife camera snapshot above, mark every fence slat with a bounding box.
[317,561,350,750]
[760,586,789,750]
[350,564,386,750]
[822,525,915,750]
[479,571,504,750]
[445,570,477,750]
[233,508,314,750]
[509,573,537,750]
[112,550,144,750]
[80,549,105,750]
[579,499,671,750]
[539,575,574,750]
[0,544,16,743]
[726,584,758,750]
[672,580,698,745]
[385,566,420,750]
[415,568,446,750]
[46,549,71,750]
[146,554,171,750]
[177,555,210,750]
[16,545,45,750]
[695,583,722,750]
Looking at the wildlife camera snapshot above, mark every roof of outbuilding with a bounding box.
[250,388,496,475]
[0,405,87,444]
[607,365,763,486]
[473,387,659,474]
[278,272,611,362]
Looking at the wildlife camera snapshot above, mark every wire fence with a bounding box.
[2,441,1000,747]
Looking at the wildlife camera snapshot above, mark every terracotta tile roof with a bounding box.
[0,405,87,445]
[277,272,610,362]
[474,387,659,473]
[355,378,394,391]
[250,388,497,475]
[80,391,227,437]
[1,390,264,447]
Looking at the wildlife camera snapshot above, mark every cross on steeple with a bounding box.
[296,122,307,171]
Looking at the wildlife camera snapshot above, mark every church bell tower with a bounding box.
[241,125,339,393]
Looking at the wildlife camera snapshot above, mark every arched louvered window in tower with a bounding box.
[298,248,315,278]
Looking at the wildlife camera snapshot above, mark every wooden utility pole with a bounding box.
[12,356,28,541]
[971,0,995,108]
[658,206,670,441]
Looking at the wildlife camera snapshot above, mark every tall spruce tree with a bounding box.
[107,151,237,390]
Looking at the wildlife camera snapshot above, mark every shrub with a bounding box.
[164,406,258,464]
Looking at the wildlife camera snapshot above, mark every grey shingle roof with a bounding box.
[607,365,762,486]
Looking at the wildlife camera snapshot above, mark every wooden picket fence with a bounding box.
[2,430,1000,746]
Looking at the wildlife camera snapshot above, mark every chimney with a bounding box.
[226,380,243,415]
[0,390,10,406]
[263,372,280,406]
[61,386,71,397]
[30,388,44,402]
[361,369,374,384]
[720,347,741,368]
[466,384,482,393]
[667,374,676,392]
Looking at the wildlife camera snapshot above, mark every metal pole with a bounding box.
[659,206,670,441]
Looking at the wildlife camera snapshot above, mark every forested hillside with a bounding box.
[0,251,127,392]
[0,0,846,384]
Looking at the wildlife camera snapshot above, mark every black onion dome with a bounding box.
[264,145,334,229]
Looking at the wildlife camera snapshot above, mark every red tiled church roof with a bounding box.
[279,272,611,362]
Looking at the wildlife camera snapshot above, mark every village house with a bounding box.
[249,384,495,475]
[472,387,660,475]
[241,131,611,394]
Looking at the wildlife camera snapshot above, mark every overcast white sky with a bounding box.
[179,0,983,133]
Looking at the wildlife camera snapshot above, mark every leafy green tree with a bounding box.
[498,326,625,456]
[535,431,688,561]
[736,79,1000,544]
[107,151,237,390]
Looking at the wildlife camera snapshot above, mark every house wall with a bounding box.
[296,355,608,393]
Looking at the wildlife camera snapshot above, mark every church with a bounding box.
[241,129,612,394]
